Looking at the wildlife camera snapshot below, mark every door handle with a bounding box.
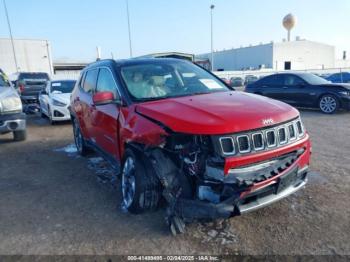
[282,86,288,89]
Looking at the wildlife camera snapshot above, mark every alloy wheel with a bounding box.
[73,122,83,153]
[320,96,337,113]
[122,157,136,208]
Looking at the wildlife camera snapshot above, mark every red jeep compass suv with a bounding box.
[70,59,311,235]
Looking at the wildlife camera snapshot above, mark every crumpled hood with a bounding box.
[136,91,299,135]
[0,86,19,100]
[51,93,71,104]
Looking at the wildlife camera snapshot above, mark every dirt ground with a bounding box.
[0,110,349,255]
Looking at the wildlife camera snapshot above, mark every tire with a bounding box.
[73,118,89,156]
[48,107,55,125]
[13,130,27,141]
[319,94,339,114]
[121,148,161,214]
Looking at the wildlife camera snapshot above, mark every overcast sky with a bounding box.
[1,0,349,61]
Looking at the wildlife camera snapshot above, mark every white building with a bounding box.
[0,38,53,76]
[197,39,335,71]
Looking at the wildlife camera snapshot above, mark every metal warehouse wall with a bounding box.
[197,40,336,72]
[197,43,274,71]
[273,40,335,70]
[0,38,53,76]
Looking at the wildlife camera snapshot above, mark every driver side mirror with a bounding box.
[93,91,116,106]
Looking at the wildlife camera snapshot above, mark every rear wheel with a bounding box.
[121,148,161,214]
[13,130,27,141]
[319,94,339,114]
[73,118,89,156]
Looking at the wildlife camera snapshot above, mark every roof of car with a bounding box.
[84,58,190,70]
[51,79,76,82]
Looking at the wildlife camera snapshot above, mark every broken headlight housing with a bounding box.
[0,95,22,114]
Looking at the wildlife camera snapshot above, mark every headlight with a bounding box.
[52,99,66,107]
[339,91,350,96]
[0,96,22,113]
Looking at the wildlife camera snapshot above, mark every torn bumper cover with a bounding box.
[176,165,308,220]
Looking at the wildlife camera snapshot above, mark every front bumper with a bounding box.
[50,105,71,121]
[176,135,311,221]
[0,113,26,134]
[340,96,350,110]
[177,165,308,220]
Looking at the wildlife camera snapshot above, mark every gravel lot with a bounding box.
[0,110,349,255]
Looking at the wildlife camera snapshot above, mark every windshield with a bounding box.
[19,73,49,80]
[120,60,230,101]
[50,81,76,93]
[299,73,330,85]
[0,72,10,87]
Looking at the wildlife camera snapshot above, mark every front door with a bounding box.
[91,67,121,161]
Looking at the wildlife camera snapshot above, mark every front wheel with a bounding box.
[121,148,161,214]
[48,107,55,125]
[319,94,339,114]
[13,130,27,141]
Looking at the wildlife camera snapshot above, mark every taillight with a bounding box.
[19,84,25,93]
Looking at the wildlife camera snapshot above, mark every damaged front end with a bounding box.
[143,120,310,234]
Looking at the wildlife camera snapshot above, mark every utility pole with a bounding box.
[3,0,18,72]
[210,4,215,71]
[126,0,133,58]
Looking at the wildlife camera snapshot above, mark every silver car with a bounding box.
[0,70,26,141]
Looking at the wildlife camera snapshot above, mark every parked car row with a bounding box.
[220,75,259,87]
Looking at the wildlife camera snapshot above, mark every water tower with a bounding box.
[283,13,297,41]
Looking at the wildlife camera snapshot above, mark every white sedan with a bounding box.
[39,80,76,124]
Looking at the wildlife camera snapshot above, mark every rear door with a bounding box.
[257,75,285,101]
[79,68,99,141]
[91,67,121,161]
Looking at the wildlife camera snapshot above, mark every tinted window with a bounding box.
[299,73,330,85]
[83,69,98,94]
[96,68,119,98]
[259,75,284,86]
[283,75,305,86]
[18,73,49,80]
[50,81,76,93]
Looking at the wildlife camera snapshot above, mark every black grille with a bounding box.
[288,124,296,139]
[266,131,276,147]
[278,128,287,144]
[296,121,303,135]
[253,133,264,150]
[220,137,235,154]
[237,136,250,152]
[218,118,305,156]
